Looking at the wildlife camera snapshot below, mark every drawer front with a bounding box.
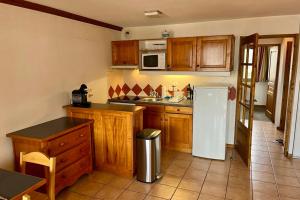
[56,142,90,172]
[165,106,193,114]
[55,156,91,193]
[48,126,89,156]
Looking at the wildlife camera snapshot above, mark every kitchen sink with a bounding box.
[140,97,163,102]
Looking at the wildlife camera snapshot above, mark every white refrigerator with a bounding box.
[192,86,228,160]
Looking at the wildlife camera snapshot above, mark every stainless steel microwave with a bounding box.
[141,52,166,70]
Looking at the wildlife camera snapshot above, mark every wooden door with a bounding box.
[196,35,234,71]
[265,83,275,120]
[112,40,139,65]
[235,33,259,166]
[167,37,197,71]
[279,41,293,131]
[165,113,193,153]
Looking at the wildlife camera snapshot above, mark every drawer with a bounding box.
[48,126,89,156]
[55,156,91,193]
[56,142,90,172]
[165,106,193,114]
[143,105,165,113]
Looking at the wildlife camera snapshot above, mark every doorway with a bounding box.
[235,33,299,166]
[253,36,295,152]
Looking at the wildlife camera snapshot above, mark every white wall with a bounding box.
[108,15,300,146]
[0,4,120,169]
[255,82,268,105]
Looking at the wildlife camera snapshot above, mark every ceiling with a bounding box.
[28,0,300,27]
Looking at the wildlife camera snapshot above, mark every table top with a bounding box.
[6,117,93,141]
[64,103,145,113]
[0,169,46,200]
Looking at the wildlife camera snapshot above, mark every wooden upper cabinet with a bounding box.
[112,40,139,65]
[167,37,197,71]
[196,35,234,71]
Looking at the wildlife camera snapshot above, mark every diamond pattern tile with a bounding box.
[155,85,163,97]
[143,84,153,96]
[122,83,131,95]
[108,86,114,98]
[132,84,142,96]
[115,85,121,96]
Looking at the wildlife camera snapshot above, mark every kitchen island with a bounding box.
[64,103,144,177]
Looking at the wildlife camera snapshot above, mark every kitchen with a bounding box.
[1,1,300,200]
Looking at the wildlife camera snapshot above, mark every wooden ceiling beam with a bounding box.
[0,0,123,31]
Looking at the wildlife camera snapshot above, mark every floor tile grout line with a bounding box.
[263,126,281,200]
[167,156,192,200]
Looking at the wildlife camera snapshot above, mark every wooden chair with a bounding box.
[20,152,56,200]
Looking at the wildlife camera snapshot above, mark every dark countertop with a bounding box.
[108,96,193,107]
[7,117,93,141]
[0,169,46,200]
[64,103,145,113]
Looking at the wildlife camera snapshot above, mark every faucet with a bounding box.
[150,90,159,98]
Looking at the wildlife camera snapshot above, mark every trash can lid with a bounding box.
[137,129,161,140]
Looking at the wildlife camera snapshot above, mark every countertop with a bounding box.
[64,103,145,112]
[108,96,193,107]
[7,117,93,141]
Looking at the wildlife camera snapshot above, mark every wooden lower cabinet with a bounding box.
[165,113,193,153]
[65,105,144,177]
[143,111,165,146]
[141,104,193,153]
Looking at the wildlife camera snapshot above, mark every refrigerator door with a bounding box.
[192,87,228,160]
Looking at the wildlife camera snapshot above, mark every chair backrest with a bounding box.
[20,152,56,200]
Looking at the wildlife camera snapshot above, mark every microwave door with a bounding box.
[143,55,158,68]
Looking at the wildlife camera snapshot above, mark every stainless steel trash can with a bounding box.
[136,129,162,183]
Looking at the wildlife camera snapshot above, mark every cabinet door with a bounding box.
[165,113,192,153]
[143,111,165,146]
[196,35,234,71]
[112,40,139,65]
[167,37,197,71]
[101,113,132,172]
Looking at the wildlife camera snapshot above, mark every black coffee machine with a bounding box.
[72,84,91,107]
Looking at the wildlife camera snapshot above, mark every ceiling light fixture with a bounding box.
[144,10,162,17]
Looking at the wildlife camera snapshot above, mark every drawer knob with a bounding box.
[79,134,84,137]
[59,142,65,146]
[177,109,180,111]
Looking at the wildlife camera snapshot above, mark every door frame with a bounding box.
[255,34,299,156]
[278,41,294,131]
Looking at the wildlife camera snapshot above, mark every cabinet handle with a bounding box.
[196,64,200,67]
[59,142,65,147]
[177,109,180,111]
[79,134,84,137]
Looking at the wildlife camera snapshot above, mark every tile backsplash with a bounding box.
[108,83,189,98]
[108,83,236,100]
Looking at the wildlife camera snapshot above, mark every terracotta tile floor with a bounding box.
[57,120,300,200]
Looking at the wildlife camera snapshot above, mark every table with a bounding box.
[0,169,46,200]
